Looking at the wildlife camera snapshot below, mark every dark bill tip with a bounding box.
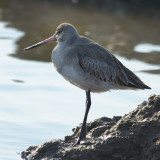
[24,47,31,51]
[24,35,56,51]
[24,42,43,51]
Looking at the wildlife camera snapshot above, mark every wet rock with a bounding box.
[21,94,160,160]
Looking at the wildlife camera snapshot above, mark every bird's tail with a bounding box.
[123,66,151,90]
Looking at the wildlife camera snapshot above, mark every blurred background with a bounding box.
[0,0,160,159]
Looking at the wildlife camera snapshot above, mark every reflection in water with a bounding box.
[141,69,160,75]
[11,79,25,83]
[0,0,160,65]
[134,43,160,53]
[0,21,73,160]
[0,1,160,160]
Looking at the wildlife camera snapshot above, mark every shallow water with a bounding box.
[0,1,160,160]
[134,43,160,53]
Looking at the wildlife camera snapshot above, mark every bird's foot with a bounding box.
[73,130,86,146]
[73,138,81,146]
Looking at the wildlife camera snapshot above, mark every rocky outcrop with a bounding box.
[21,94,160,160]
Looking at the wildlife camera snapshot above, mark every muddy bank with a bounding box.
[21,94,160,160]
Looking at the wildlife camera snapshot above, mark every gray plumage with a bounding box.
[24,22,151,145]
[50,23,150,92]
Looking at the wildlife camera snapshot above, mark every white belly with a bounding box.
[52,44,116,93]
[61,65,116,93]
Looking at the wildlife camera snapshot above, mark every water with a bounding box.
[0,1,160,160]
[134,43,160,53]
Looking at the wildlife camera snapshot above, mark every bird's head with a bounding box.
[55,23,79,43]
[24,23,78,50]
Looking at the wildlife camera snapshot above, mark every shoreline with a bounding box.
[21,94,160,160]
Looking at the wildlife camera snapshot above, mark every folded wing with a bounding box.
[77,43,150,89]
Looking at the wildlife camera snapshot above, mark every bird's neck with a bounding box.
[58,35,79,46]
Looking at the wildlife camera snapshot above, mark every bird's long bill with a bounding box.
[24,35,56,50]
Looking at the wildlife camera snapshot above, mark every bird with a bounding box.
[24,23,151,145]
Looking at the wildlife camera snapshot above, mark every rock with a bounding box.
[21,94,160,160]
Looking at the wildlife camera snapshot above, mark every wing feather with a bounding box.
[77,43,129,85]
[76,42,150,89]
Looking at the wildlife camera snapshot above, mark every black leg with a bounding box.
[74,90,91,145]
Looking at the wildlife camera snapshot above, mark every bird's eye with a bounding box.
[57,30,61,34]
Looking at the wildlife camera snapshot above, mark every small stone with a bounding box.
[148,94,156,105]
[154,96,160,108]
